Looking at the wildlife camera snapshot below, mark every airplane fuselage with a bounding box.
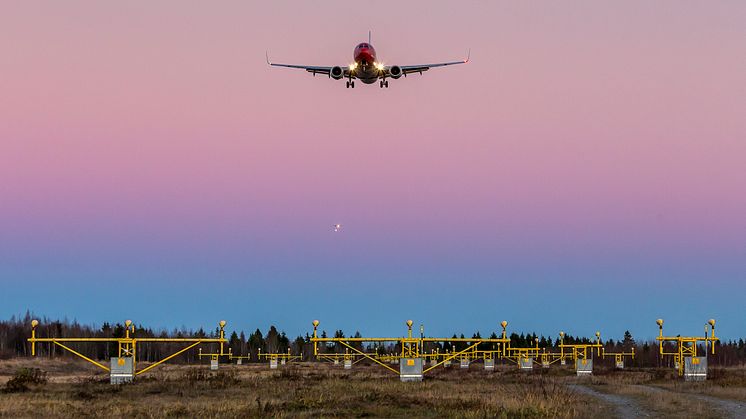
[353,42,380,84]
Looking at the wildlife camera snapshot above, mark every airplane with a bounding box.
[266,32,469,88]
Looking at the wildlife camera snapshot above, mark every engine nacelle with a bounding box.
[388,65,403,79]
[329,66,344,80]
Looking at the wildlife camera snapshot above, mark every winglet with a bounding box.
[464,48,471,63]
[266,50,271,65]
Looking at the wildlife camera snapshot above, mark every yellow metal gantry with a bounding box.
[196,320,232,364]
[228,352,251,364]
[557,331,603,362]
[29,319,229,378]
[256,348,303,364]
[502,331,542,367]
[316,348,377,365]
[310,319,510,377]
[656,318,718,376]
[501,330,604,369]
[602,347,636,368]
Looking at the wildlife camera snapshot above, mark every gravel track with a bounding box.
[569,384,651,418]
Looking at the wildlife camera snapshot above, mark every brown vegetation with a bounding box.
[2,359,746,418]
[0,360,603,418]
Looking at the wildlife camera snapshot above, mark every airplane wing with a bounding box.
[266,52,353,78]
[268,63,339,76]
[397,50,470,76]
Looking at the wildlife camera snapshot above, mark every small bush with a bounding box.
[276,366,302,380]
[180,368,239,388]
[3,368,48,393]
[208,370,240,388]
[181,368,210,382]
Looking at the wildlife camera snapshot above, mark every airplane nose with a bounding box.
[358,49,373,61]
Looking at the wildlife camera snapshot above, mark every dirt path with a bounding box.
[569,384,651,418]
[641,385,746,419]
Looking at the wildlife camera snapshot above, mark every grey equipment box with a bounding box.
[615,360,624,369]
[684,356,707,381]
[344,359,352,369]
[484,359,495,370]
[269,359,278,369]
[460,358,470,369]
[519,357,533,370]
[110,357,134,384]
[542,360,550,368]
[400,358,423,382]
[236,359,242,365]
[576,358,593,376]
[210,359,219,371]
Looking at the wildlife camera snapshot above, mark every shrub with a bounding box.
[4,368,48,393]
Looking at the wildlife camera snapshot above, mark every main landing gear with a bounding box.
[380,80,389,88]
[346,80,355,88]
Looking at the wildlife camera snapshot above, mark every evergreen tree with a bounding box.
[265,326,280,353]
[622,330,635,350]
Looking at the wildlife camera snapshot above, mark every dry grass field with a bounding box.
[585,368,746,418]
[1,359,745,418]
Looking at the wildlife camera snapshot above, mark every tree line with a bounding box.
[2,312,744,367]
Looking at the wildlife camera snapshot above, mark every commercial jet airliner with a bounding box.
[267,32,469,88]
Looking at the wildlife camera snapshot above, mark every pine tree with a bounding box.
[622,330,635,350]
[265,326,280,353]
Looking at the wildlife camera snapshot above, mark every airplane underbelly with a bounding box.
[357,67,379,84]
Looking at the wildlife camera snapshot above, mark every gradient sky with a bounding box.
[1,1,745,342]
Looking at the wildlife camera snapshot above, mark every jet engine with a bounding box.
[388,65,403,79]
[329,66,344,80]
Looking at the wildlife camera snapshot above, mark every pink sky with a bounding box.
[1,1,744,337]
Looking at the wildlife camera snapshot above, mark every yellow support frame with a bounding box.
[558,332,603,361]
[656,318,718,377]
[310,319,511,378]
[28,319,229,379]
[52,341,110,371]
[602,347,635,367]
[229,353,251,363]
[255,348,303,363]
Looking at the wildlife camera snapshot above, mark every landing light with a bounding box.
[349,63,357,71]
[375,62,385,71]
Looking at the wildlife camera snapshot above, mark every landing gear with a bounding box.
[380,80,389,88]
[346,80,355,88]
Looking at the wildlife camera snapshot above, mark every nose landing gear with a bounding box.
[379,80,389,88]
[346,80,355,88]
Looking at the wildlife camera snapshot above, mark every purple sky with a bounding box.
[1,1,745,341]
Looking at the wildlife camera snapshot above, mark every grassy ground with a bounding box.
[0,359,744,418]
[586,368,746,418]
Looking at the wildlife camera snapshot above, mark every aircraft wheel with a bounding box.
[385,81,389,88]
[351,81,355,88]
[380,80,384,88]
[346,81,350,88]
